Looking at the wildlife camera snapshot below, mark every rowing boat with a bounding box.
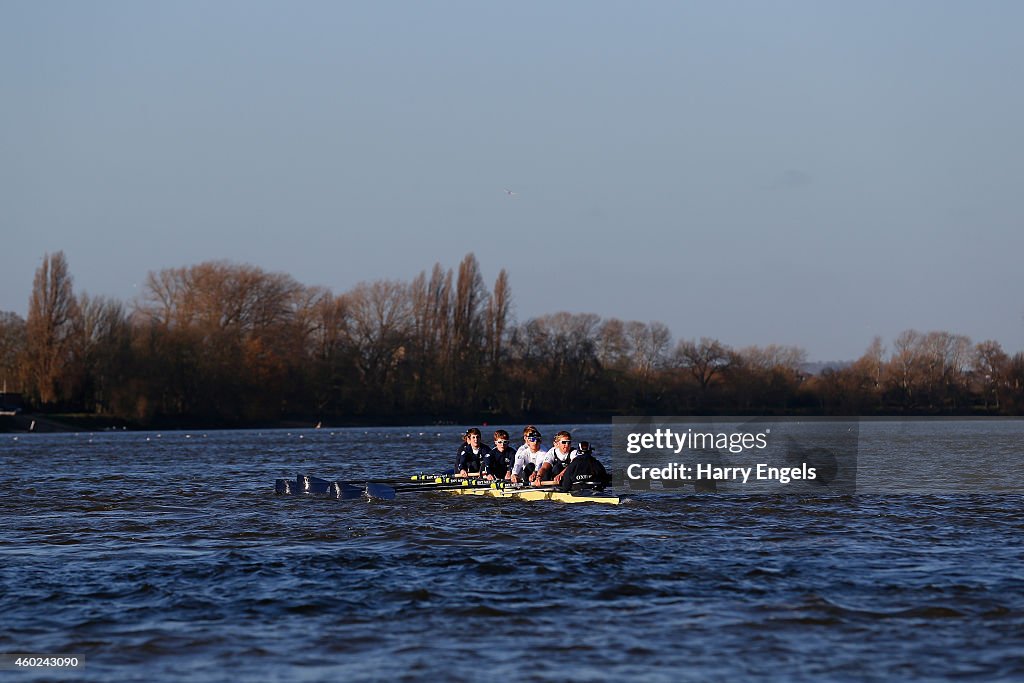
[274,474,621,505]
[445,486,621,505]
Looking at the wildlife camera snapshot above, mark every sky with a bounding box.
[2,1,1022,361]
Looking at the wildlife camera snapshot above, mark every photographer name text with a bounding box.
[626,462,817,484]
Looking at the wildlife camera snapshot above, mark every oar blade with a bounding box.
[295,474,335,495]
[338,482,365,500]
[365,483,396,500]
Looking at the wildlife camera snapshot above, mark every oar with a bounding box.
[275,475,335,495]
[367,477,513,500]
[281,472,459,491]
[364,483,397,500]
[276,476,364,499]
[365,472,457,485]
[285,473,455,495]
[276,474,519,501]
[392,478,496,491]
[490,480,611,493]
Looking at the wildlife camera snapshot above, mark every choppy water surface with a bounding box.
[1,422,1022,681]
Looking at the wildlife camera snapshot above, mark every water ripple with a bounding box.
[1,425,1022,681]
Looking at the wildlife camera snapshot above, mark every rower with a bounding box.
[455,427,489,477]
[511,427,546,484]
[514,424,540,454]
[556,441,611,491]
[534,430,573,484]
[482,429,515,481]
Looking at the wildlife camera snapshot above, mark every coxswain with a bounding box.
[556,441,611,491]
[534,430,573,484]
[455,427,489,477]
[511,427,546,484]
[482,429,515,480]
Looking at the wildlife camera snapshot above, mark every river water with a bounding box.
[1,421,1021,681]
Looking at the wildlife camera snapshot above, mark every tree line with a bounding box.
[2,251,1024,426]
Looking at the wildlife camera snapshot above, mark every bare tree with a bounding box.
[451,254,488,367]
[486,269,511,368]
[888,329,924,407]
[0,311,26,393]
[626,321,671,378]
[77,293,132,413]
[675,337,731,397]
[596,318,631,371]
[25,252,82,405]
[972,339,1009,411]
[346,280,413,406]
[919,331,972,409]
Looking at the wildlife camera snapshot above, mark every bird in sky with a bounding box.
[504,188,518,197]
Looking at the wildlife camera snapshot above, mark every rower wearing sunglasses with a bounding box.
[481,429,515,481]
[510,426,546,484]
[532,431,575,485]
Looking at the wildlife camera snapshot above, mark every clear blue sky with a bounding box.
[2,1,1022,361]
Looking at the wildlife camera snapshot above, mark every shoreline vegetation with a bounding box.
[2,251,1024,432]
[0,412,605,434]
[4,412,1023,435]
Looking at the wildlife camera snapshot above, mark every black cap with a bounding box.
[577,441,592,454]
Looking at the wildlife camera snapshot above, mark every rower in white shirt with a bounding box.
[533,430,573,484]
[511,426,547,484]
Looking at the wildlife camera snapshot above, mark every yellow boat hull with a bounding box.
[445,487,621,505]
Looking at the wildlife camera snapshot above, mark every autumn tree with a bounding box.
[345,280,413,413]
[449,253,490,408]
[972,340,1009,411]
[76,294,133,414]
[885,330,973,411]
[507,312,601,415]
[675,337,732,402]
[1004,353,1024,413]
[408,263,453,411]
[300,288,350,417]
[595,318,631,372]
[728,344,808,413]
[481,268,512,412]
[25,252,82,406]
[136,261,311,421]
[0,311,26,393]
[485,269,511,369]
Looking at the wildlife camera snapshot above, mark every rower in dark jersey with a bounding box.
[455,427,489,477]
[556,441,611,491]
[482,429,515,481]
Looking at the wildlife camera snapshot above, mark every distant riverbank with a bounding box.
[0,412,614,434]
